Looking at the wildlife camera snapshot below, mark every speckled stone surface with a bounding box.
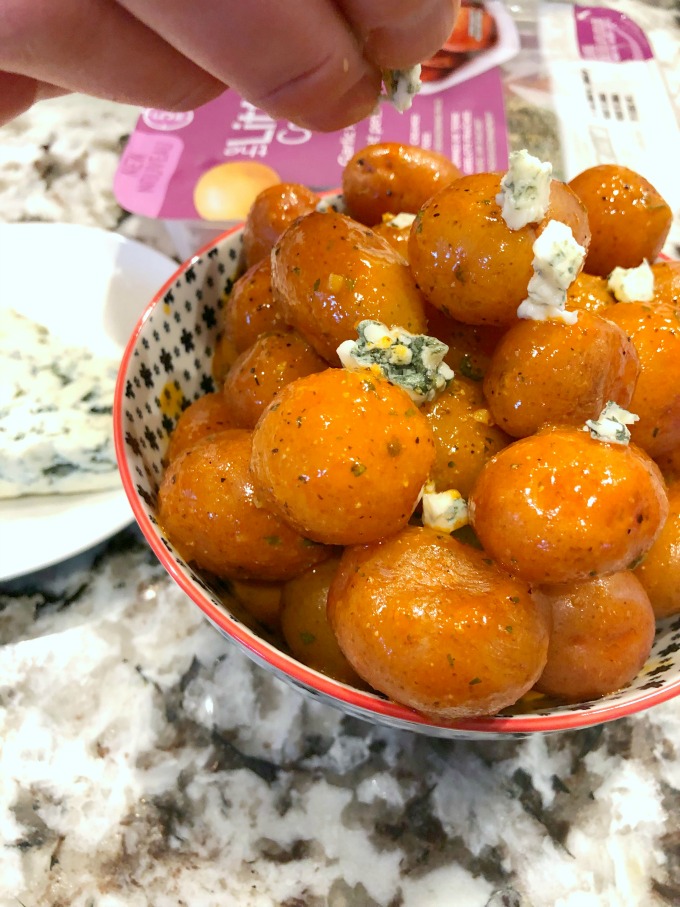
[1,3,680,904]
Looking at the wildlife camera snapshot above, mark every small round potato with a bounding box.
[652,260,680,308]
[242,182,319,269]
[231,579,284,630]
[635,478,680,619]
[604,301,680,457]
[469,427,669,584]
[223,331,327,429]
[568,164,672,276]
[327,526,551,720]
[426,305,505,380]
[408,172,590,326]
[566,272,614,314]
[271,210,427,363]
[342,142,461,226]
[483,311,640,438]
[281,556,364,685]
[158,431,330,581]
[165,392,239,463]
[224,258,287,354]
[422,376,510,498]
[250,369,435,545]
[533,572,655,702]
[655,447,680,482]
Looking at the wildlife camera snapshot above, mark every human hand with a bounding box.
[0,0,459,128]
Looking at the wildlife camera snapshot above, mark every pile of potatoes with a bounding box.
[158,142,680,721]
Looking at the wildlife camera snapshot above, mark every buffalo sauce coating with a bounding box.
[482,311,640,439]
[158,431,330,581]
[327,525,550,720]
[342,142,462,226]
[603,300,680,458]
[468,426,669,585]
[532,571,656,701]
[568,164,672,276]
[250,369,435,546]
[271,210,427,363]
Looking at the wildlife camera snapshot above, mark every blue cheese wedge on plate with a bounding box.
[0,308,120,498]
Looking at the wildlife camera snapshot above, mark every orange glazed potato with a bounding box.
[250,369,435,545]
[568,164,672,276]
[342,142,461,226]
[223,331,327,429]
[469,427,669,584]
[231,579,284,630]
[532,572,655,702]
[655,447,680,481]
[421,376,510,498]
[635,478,680,619]
[604,301,680,457]
[408,172,590,326]
[241,182,319,269]
[271,210,427,363]
[224,258,287,354]
[165,392,239,463]
[483,311,640,438]
[426,305,505,380]
[327,526,551,720]
[566,272,614,314]
[373,217,412,256]
[158,431,330,581]
[652,260,680,307]
[281,556,364,686]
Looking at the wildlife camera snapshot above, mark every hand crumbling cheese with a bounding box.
[516,220,585,325]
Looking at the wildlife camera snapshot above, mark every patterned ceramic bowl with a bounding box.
[114,213,680,740]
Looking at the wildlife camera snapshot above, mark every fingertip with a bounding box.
[291,69,382,131]
[0,72,39,125]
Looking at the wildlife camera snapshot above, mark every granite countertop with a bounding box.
[1,4,680,904]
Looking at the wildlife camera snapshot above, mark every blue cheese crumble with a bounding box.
[0,309,120,498]
[496,150,553,231]
[517,220,585,325]
[585,401,639,446]
[382,212,417,230]
[607,260,655,303]
[382,66,422,112]
[422,484,469,533]
[337,320,453,405]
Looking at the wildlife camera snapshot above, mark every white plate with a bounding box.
[0,223,177,581]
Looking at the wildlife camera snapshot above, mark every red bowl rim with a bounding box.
[114,224,680,736]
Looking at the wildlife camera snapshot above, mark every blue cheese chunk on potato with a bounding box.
[337,320,453,405]
[497,150,553,231]
[517,220,584,325]
[607,260,655,303]
[585,401,639,446]
[0,309,120,498]
[422,485,469,533]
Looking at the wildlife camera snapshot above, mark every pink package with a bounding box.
[114,1,519,256]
